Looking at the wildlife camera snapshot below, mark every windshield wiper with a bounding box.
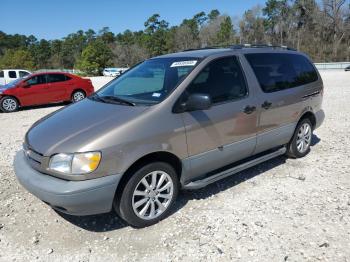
[89,93,104,102]
[99,95,135,106]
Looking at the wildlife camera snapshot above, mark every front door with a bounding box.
[19,74,48,106]
[181,56,258,182]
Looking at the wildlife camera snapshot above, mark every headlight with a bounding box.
[49,152,101,175]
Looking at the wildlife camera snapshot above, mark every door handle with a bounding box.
[243,105,256,114]
[261,101,272,109]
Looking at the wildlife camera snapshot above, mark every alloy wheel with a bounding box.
[2,98,17,112]
[132,171,174,220]
[73,91,85,102]
[296,123,312,153]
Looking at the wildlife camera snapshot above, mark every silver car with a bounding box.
[14,45,325,227]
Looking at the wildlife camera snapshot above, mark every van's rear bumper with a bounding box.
[315,109,325,130]
[14,150,121,216]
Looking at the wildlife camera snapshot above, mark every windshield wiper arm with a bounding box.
[89,93,104,102]
[99,95,135,106]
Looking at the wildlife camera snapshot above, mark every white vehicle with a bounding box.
[103,68,119,77]
[103,68,129,77]
[0,69,31,86]
[117,67,129,74]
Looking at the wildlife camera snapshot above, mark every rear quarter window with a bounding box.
[0,71,4,78]
[245,53,318,93]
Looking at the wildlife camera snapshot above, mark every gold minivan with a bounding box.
[14,45,325,227]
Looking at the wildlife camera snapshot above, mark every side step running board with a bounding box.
[183,147,286,190]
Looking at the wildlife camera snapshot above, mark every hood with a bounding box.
[1,78,22,90]
[26,98,148,155]
[0,85,14,92]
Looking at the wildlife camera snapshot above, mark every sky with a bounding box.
[1,0,266,40]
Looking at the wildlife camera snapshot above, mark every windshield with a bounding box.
[96,57,199,105]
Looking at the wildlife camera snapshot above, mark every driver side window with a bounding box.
[186,56,248,104]
[26,75,47,86]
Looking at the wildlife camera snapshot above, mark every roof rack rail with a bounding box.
[182,44,297,52]
[230,44,297,51]
[182,46,222,52]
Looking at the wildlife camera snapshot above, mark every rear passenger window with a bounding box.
[245,53,318,93]
[47,74,67,83]
[187,56,248,104]
[9,71,17,78]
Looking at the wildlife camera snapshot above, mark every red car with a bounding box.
[0,72,94,112]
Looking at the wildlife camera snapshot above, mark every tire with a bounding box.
[115,162,179,228]
[71,90,86,102]
[287,118,313,158]
[0,96,19,113]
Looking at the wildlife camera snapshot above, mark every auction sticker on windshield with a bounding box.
[170,60,197,67]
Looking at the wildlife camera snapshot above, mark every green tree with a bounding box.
[292,0,318,50]
[60,30,88,68]
[75,39,113,75]
[49,40,63,68]
[144,14,169,34]
[29,39,51,68]
[216,16,235,45]
[144,14,170,56]
[178,11,208,49]
[0,49,34,69]
[240,6,267,44]
[99,27,115,44]
[208,9,220,21]
[85,29,96,43]
[263,0,290,45]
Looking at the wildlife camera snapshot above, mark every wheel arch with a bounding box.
[298,111,316,130]
[1,95,21,106]
[71,88,86,97]
[114,151,182,200]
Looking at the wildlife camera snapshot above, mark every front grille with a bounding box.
[23,143,44,170]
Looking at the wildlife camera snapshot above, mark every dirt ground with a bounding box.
[0,71,349,262]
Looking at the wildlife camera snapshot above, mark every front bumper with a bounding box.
[14,150,121,216]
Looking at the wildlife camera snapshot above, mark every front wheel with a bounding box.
[115,162,179,228]
[287,118,313,158]
[71,90,86,102]
[0,96,19,113]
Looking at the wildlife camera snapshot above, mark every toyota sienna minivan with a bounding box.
[14,45,325,227]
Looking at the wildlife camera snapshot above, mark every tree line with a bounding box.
[0,0,349,75]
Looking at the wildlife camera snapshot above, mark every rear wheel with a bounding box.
[115,162,179,228]
[71,90,86,102]
[287,118,313,158]
[0,96,19,113]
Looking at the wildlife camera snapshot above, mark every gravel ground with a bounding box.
[0,72,349,262]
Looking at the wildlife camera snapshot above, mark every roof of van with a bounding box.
[1,69,31,71]
[154,45,299,59]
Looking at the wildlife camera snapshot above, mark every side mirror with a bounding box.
[174,93,212,113]
[22,82,30,88]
